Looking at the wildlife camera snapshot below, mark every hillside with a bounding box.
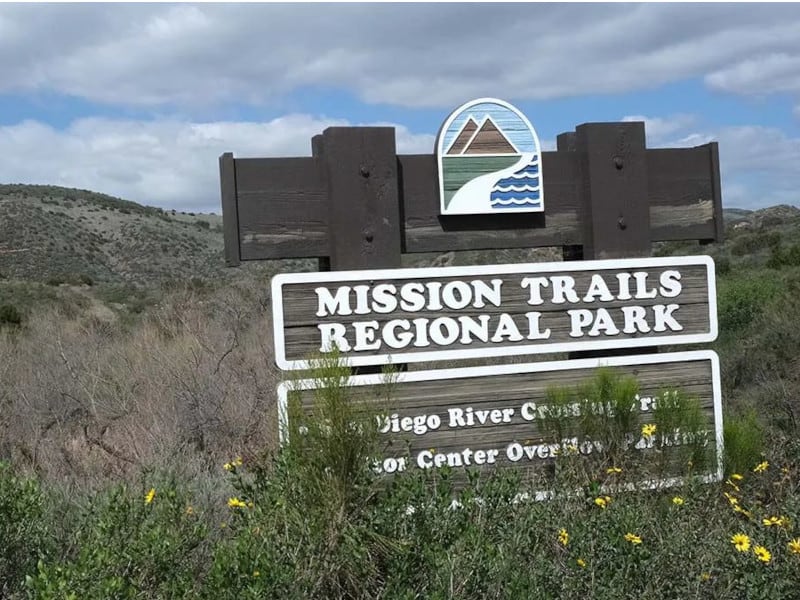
[0,184,232,285]
[2,182,800,294]
[2,185,800,598]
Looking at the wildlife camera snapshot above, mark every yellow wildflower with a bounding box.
[594,497,608,509]
[253,571,260,577]
[185,505,194,515]
[641,423,657,438]
[733,505,752,519]
[724,492,739,506]
[566,444,578,455]
[606,467,622,474]
[788,538,800,555]
[753,545,771,563]
[558,528,569,546]
[234,456,243,466]
[672,496,684,506]
[725,479,740,492]
[730,473,744,481]
[699,572,711,582]
[624,532,642,545]
[144,488,156,505]
[762,516,787,528]
[223,462,233,471]
[753,461,769,473]
[731,533,750,552]
[576,558,586,568]
[227,497,247,509]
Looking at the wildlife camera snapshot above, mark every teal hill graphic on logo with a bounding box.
[436,98,544,216]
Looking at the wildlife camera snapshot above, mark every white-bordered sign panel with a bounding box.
[278,351,724,488]
[271,255,717,371]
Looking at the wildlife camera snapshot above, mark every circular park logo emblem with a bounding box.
[437,98,544,216]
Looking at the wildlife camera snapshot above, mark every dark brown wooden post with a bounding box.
[219,152,241,267]
[317,127,402,271]
[317,127,404,374]
[559,123,653,358]
[574,122,650,260]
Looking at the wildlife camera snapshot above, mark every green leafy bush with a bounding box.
[27,480,208,599]
[717,274,782,333]
[0,462,53,597]
[0,303,22,326]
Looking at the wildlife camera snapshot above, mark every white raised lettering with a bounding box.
[471,279,503,308]
[521,276,550,306]
[659,270,682,298]
[317,323,350,352]
[525,311,552,340]
[316,286,352,317]
[568,309,593,337]
[442,281,472,310]
[583,274,614,302]
[552,276,580,304]
[653,304,683,332]
[371,283,398,313]
[621,306,651,334]
[353,320,381,351]
[491,313,524,343]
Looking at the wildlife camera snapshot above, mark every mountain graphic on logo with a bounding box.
[446,117,517,155]
[437,98,544,215]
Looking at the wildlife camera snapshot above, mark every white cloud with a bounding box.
[621,114,697,145]
[616,114,800,210]
[705,53,800,96]
[0,116,434,213]
[0,4,799,109]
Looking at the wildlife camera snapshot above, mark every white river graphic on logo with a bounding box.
[437,98,544,216]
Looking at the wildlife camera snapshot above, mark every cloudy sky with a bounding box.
[1,3,798,212]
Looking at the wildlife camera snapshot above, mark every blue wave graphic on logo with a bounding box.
[490,156,541,209]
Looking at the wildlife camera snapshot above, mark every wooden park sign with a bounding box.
[219,99,722,268]
[220,97,725,486]
[272,255,716,370]
[279,351,723,486]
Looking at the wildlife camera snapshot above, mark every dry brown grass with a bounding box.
[0,279,280,490]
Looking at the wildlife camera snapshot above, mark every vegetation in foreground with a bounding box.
[1,188,800,597]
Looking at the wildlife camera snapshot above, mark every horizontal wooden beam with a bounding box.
[224,137,722,262]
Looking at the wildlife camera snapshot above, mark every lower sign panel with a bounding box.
[278,351,723,490]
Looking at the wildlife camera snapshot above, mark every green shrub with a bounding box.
[0,462,53,597]
[767,243,800,269]
[717,274,782,333]
[0,303,22,326]
[27,480,207,599]
[723,410,765,476]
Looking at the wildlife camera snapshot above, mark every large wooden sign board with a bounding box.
[221,98,725,489]
[280,351,723,489]
[272,255,716,370]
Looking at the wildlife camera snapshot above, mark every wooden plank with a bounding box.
[271,256,717,370]
[574,122,650,259]
[219,153,240,266]
[321,127,402,270]
[709,142,725,242]
[235,157,327,260]
[224,133,723,262]
[279,351,723,487]
[647,146,718,242]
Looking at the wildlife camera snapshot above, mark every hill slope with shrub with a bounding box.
[2,185,800,598]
